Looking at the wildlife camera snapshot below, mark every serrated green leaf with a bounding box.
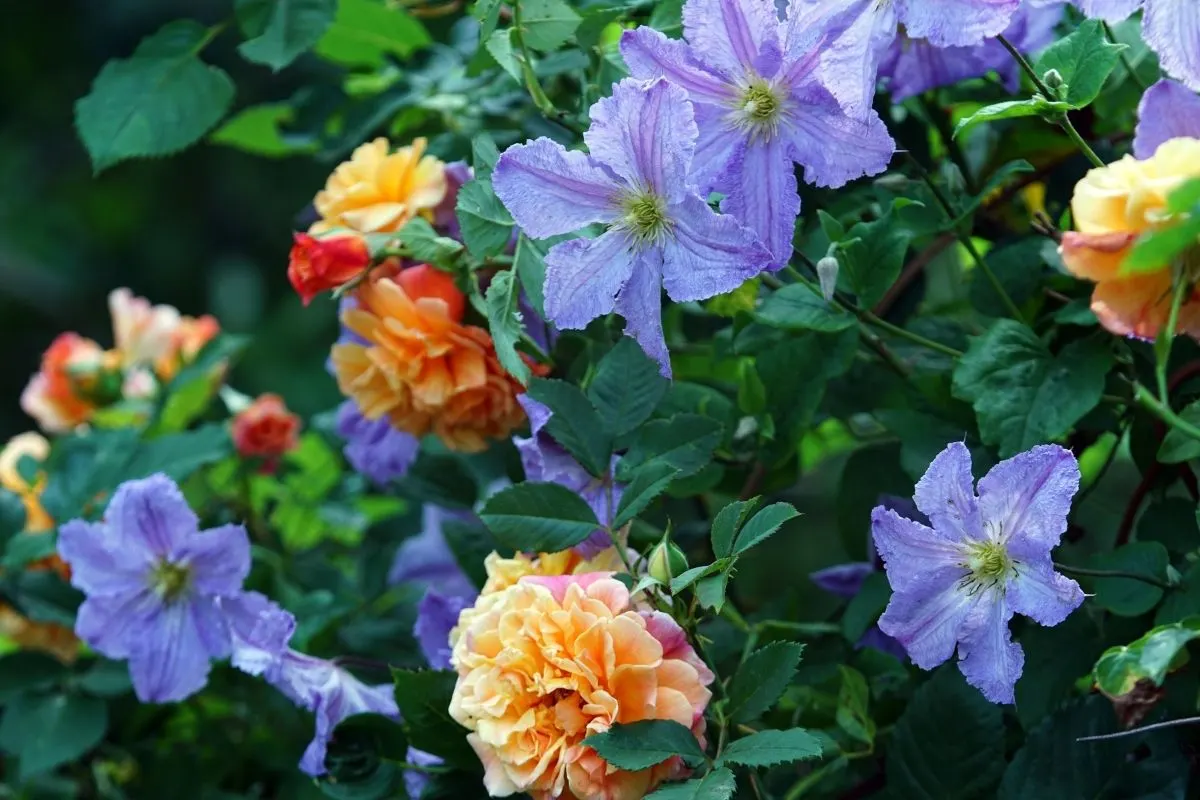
[837,200,913,308]
[473,0,504,40]
[728,642,804,723]
[485,270,532,384]
[397,217,463,267]
[754,284,855,332]
[237,0,336,70]
[732,502,799,555]
[75,21,235,172]
[1086,541,1170,617]
[210,103,316,157]
[1035,19,1126,108]
[485,28,522,82]
[1093,617,1200,697]
[527,378,613,477]
[617,414,722,480]
[457,178,515,258]
[613,462,678,528]
[391,669,478,768]
[478,482,600,552]
[520,0,582,51]
[314,0,429,67]
[583,720,705,770]
[953,99,1068,136]
[710,499,757,560]
[836,666,875,746]
[715,728,824,768]
[0,693,108,781]
[645,768,736,800]
[695,572,729,613]
[587,338,670,437]
[472,133,501,178]
[514,234,550,317]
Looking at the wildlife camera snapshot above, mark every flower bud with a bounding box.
[648,537,689,583]
[817,256,840,303]
[232,394,301,461]
[1042,68,1067,100]
[398,264,467,322]
[287,232,372,306]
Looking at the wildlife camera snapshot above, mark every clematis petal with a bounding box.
[74,590,162,659]
[1007,558,1085,627]
[584,78,697,199]
[619,27,738,106]
[913,442,985,544]
[127,599,228,703]
[877,566,974,669]
[783,82,895,189]
[1063,0,1142,22]
[415,590,474,669]
[810,562,873,599]
[388,506,477,599]
[871,507,968,593]
[1143,0,1200,92]
[493,138,619,239]
[615,247,670,376]
[222,591,296,678]
[58,519,150,596]
[713,135,800,266]
[976,444,1080,556]
[663,193,774,299]
[681,0,784,79]
[803,0,896,115]
[1134,79,1200,158]
[880,37,994,103]
[543,230,637,331]
[690,105,747,194]
[895,0,1021,48]
[957,591,1023,704]
[106,473,199,558]
[176,523,251,596]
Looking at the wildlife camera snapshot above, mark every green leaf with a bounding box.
[478,482,600,553]
[695,572,728,613]
[754,284,855,333]
[391,669,478,769]
[1157,399,1200,463]
[76,659,134,698]
[485,270,532,385]
[210,103,316,157]
[1035,19,1126,108]
[999,697,1187,799]
[0,653,68,705]
[617,414,722,480]
[4,531,59,571]
[731,502,800,555]
[0,490,25,545]
[887,667,1005,799]
[1087,541,1170,616]
[527,378,614,477]
[473,0,503,40]
[520,0,582,52]
[645,768,736,800]
[968,238,1046,318]
[0,693,108,781]
[1093,618,1200,697]
[314,0,429,67]
[710,499,757,559]
[587,338,670,437]
[321,713,409,799]
[583,720,705,770]
[728,642,804,724]
[841,571,890,642]
[613,462,678,528]
[1015,612,1101,731]
[514,234,550,318]
[238,0,336,70]
[485,28,522,82]
[952,322,1112,457]
[1124,216,1200,275]
[953,99,1069,136]
[161,333,249,402]
[715,728,824,768]
[837,200,914,308]
[398,217,464,268]
[836,666,875,746]
[456,179,514,259]
[123,425,232,483]
[472,133,501,178]
[75,21,235,172]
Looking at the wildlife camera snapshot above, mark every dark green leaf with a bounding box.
[728,642,804,723]
[715,728,824,768]
[514,234,550,318]
[1158,399,1200,463]
[732,502,800,555]
[527,378,613,477]
[0,490,26,545]
[836,666,874,746]
[3,531,59,571]
[841,571,890,643]
[617,414,722,480]
[456,179,514,258]
[238,0,336,70]
[314,0,429,67]
[695,572,728,613]
[1035,19,1127,108]
[123,425,232,482]
[645,768,736,800]
[1093,618,1200,696]
[485,270,532,384]
[398,217,464,267]
[710,499,756,560]
[391,669,478,769]
[76,659,134,698]
[755,285,855,333]
[587,338,670,437]
[0,693,108,781]
[1087,541,1169,616]
[613,462,678,528]
[838,200,913,308]
[968,238,1045,318]
[520,0,582,51]
[0,653,68,705]
[953,99,1068,136]
[478,482,600,552]
[583,720,705,770]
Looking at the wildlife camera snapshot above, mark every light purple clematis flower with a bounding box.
[336,400,420,487]
[493,77,772,375]
[872,442,1085,704]
[222,592,400,777]
[1058,0,1200,92]
[414,590,472,669]
[515,395,621,557]
[620,0,895,263]
[387,505,477,599]
[57,474,250,703]
[1134,78,1200,158]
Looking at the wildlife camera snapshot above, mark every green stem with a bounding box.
[1134,383,1200,444]
[1156,274,1189,402]
[858,310,964,358]
[511,2,559,118]
[919,94,976,195]
[996,34,1105,169]
[1054,562,1173,591]
[1103,21,1148,92]
[394,761,455,775]
[192,21,228,57]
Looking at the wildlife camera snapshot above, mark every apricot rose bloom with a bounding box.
[21,333,111,433]
[480,548,628,595]
[449,573,713,800]
[330,267,532,452]
[1061,137,1200,339]
[108,288,181,367]
[312,137,447,235]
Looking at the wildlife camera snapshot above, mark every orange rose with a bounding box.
[330,267,536,452]
[312,137,447,235]
[20,333,111,433]
[155,314,220,382]
[449,574,713,800]
[1062,137,1200,339]
[288,232,372,305]
[479,548,627,595]
[232,394,301,460]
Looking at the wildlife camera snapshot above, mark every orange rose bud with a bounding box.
[396,263,465,322]
[232,394,301,460]
[288,232,372,305]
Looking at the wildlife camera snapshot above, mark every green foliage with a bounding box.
[754,284,856,332]
[715,728,824,768]
[1087,542,1171,616]
[456,179,514,258]
[587,339,670,437]
[519,0,582,52]
[1035,19,1127,108]
[237,0,336,71]
[526,378,613,476]
[727,642,804,724]
[0,693,108,781]
[645,769,736,800]
[313,0,429,67]
[484,270,532,384]
[392,670,478,769]
[478,481,600,551]
[583,720,706,770]
[1094,617,1200,696]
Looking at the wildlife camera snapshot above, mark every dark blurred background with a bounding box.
[0,1,346,440]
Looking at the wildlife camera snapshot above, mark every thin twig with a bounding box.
[1077,715,1200,743]
[1054,562,1172,591]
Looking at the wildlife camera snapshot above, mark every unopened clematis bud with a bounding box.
[648,535,688,583]
[817,256,840,303]
[1042,68,1067,100]
[287,232,371,305]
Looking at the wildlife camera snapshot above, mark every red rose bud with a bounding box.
[232,394,301,460]
[288,232,371,305]
[396,263,465,322]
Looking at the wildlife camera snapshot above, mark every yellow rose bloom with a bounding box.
[0,432,53,532]
[1062,137,1200,339]
[480,548,627,595]
[312,137,447,235]
[449,574,713,800]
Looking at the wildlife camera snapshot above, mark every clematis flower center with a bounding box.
[150,559,192,603]
[965,541,1013,588]
[738,81,783,138]
[622,193,670,243]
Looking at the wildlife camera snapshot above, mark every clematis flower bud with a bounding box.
[817,256,840,303]
[287,232,371,305]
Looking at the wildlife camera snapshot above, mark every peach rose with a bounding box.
[312,137,447,235]
[21,333,111,433]
[1062,137,1200,339]
[232,394,301,460]
[449,574,713,800]
[108,288,182,367]
[288,232,372,305]
[480,548,628,595]
[330,267,536,452]
[155,314,220,382]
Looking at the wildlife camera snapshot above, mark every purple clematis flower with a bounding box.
[1134,78,1200,158]
[872,442,1085,704]
[222,592,400,777]
[620,0,895,263]
[336,400,420,487]
[414,590,472,669]
[493,77,772,375]
[515,395,621,557]
[57,474,250,703]
[387,505,477,599]
[1060,0,1200,91]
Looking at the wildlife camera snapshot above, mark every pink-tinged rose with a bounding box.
[21,333,107,433]
[108,288,181,366]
